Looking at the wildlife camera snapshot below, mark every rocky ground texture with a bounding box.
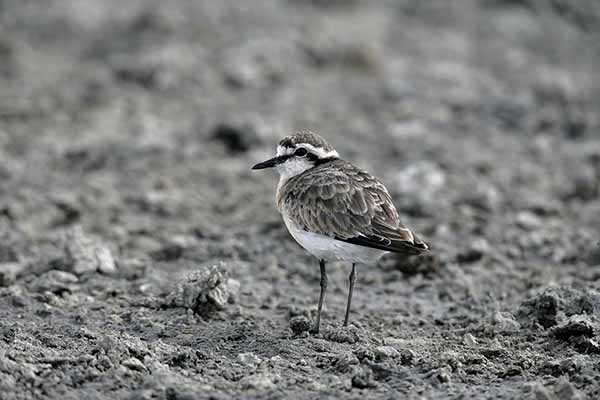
[1,0,600,399]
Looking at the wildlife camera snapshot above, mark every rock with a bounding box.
[399,349,416,366]
[463,333,478,346]
[551,316,594,340]
[122,357,146,372]
[64,226,117,275]
[438,367,451,383]
[374,346,400,360]
[164,262,240,316]
[354,346,375,362]
[289,316,311,335]
[236,352,262,369]
[96,247,117,275]
[515,211,543,231]
[0,262,25,287]
[351,368,374,389]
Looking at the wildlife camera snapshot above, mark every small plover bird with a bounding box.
[252,132,429,333]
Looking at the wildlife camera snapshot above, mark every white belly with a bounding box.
[282,214,387,263]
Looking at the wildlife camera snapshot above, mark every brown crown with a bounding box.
[279,131,335,152]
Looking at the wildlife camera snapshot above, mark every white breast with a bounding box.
[282,214,387,264]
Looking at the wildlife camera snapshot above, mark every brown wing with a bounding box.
[281,160,429,255]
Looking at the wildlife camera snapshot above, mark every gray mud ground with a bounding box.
[1,1,600,399]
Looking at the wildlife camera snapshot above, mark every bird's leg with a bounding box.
[311,259,327,334]
[343,263,356,327]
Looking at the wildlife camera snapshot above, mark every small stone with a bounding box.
[501,365,523,377]
[463,333,478,346]
[400,349,416,365]
[438,367,451,383]
[96,247,117,275]
[268,356,287,368]
[516,211,542,230]
[122,357,146,372]
[351,368,374,389]
[354,346,375,362]
[237,352,262,369]
[289,316,311,335]
[374,346,400,360]
[64,226,117,275]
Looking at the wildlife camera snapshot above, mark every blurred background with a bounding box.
[1,1,600,398]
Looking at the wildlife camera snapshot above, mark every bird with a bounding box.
[252,131,429,333]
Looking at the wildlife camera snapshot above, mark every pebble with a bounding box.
[237,352,262,369]
[374,346,400,360]
[64,226,117,276]
[351,368,374,389]
[122,357,146,372]
[515,211,543,230]
[463,333,478,346]
[289,316,311,335]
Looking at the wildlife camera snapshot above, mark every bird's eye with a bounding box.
[294,148,308,157]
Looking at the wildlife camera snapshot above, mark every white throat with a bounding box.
[274,144,339,185]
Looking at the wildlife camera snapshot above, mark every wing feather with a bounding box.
[280,159,429,254]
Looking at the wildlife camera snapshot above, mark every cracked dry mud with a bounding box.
[1,1,600,399]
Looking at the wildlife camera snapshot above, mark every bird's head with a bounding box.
[252,132,339,180]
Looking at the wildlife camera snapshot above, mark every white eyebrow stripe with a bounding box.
[276,143,339,159]
[298,143,339,159]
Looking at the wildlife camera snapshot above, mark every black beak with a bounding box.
[252,155,287,170]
